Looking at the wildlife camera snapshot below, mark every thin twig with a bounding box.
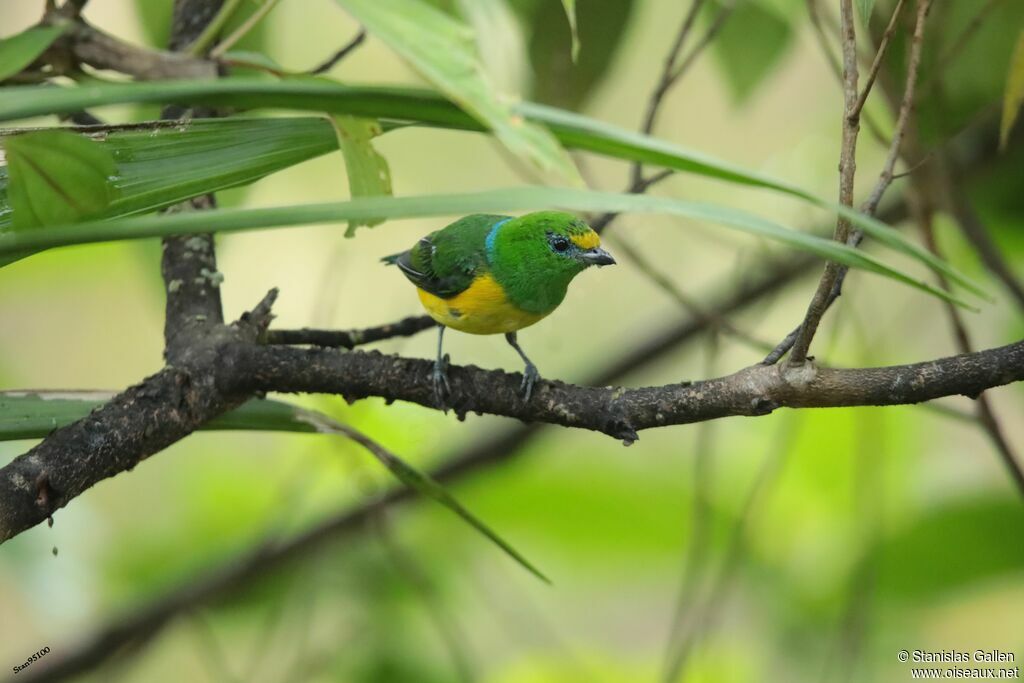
[308,29,367,75]
[631,0,707,187]
[266,315,437,349]
[786,0,862,367]
[781,0,932,367]
[598,1,735,233]
[861,0,932,217]
[852,0,907,119]
[209,0,282,59]
[806,0,889,146]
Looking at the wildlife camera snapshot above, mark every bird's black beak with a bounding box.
[580,247,616,267]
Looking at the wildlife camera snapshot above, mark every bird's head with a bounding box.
[494,211,615,277]
[487,211,615,311]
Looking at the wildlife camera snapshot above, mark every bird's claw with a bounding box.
[520,361,540,403]
[432,352,451,410]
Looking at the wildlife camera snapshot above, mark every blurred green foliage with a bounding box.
[1,1,1023,682]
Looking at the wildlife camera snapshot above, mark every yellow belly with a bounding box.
[417,274,548,334]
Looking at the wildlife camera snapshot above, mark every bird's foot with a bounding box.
[431,352,451,410]
[520,361,540,403]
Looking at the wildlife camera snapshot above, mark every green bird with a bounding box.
[383,211,616,404]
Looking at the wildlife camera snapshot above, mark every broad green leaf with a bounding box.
[331,115,393,235]
[518,0,634,110]
[709,0,793,104]
[332,0,581,185]
[0,186,975,307]
[3,130,116,230]
[0,392,322,441]
[560,0,580,61]
[0,117,340,233]
[0,24,69,82]
[999,29,1024,150]
[0,81,983,296]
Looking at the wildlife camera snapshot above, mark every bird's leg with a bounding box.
[504,332,540,402]
[432,325,451,409]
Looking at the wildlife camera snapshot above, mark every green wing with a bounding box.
[385,214,510,298]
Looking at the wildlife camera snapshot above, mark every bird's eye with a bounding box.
[552,237,570,252]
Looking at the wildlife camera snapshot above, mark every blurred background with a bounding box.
[1,0,1023,681]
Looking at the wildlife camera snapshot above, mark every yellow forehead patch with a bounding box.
[570,231,600,250]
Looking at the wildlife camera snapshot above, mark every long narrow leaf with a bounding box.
[1000,29,1024,149]
[0,186,974,307]
[0,393,318,441]
[0,80,982,296]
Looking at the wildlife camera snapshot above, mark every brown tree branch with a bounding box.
[160,0,227,363]
[220,338,1024,444]
[61,19,217,80]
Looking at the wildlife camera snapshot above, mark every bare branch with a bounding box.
[861,0,932,217]
[631,0,706,187]
[786,0,863,366]
[266,315,437,349]
[806,0,889,145]
[784,0,932,366]
[852,0,907,120]
[308,29,367,75]
[209,0,283,59]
